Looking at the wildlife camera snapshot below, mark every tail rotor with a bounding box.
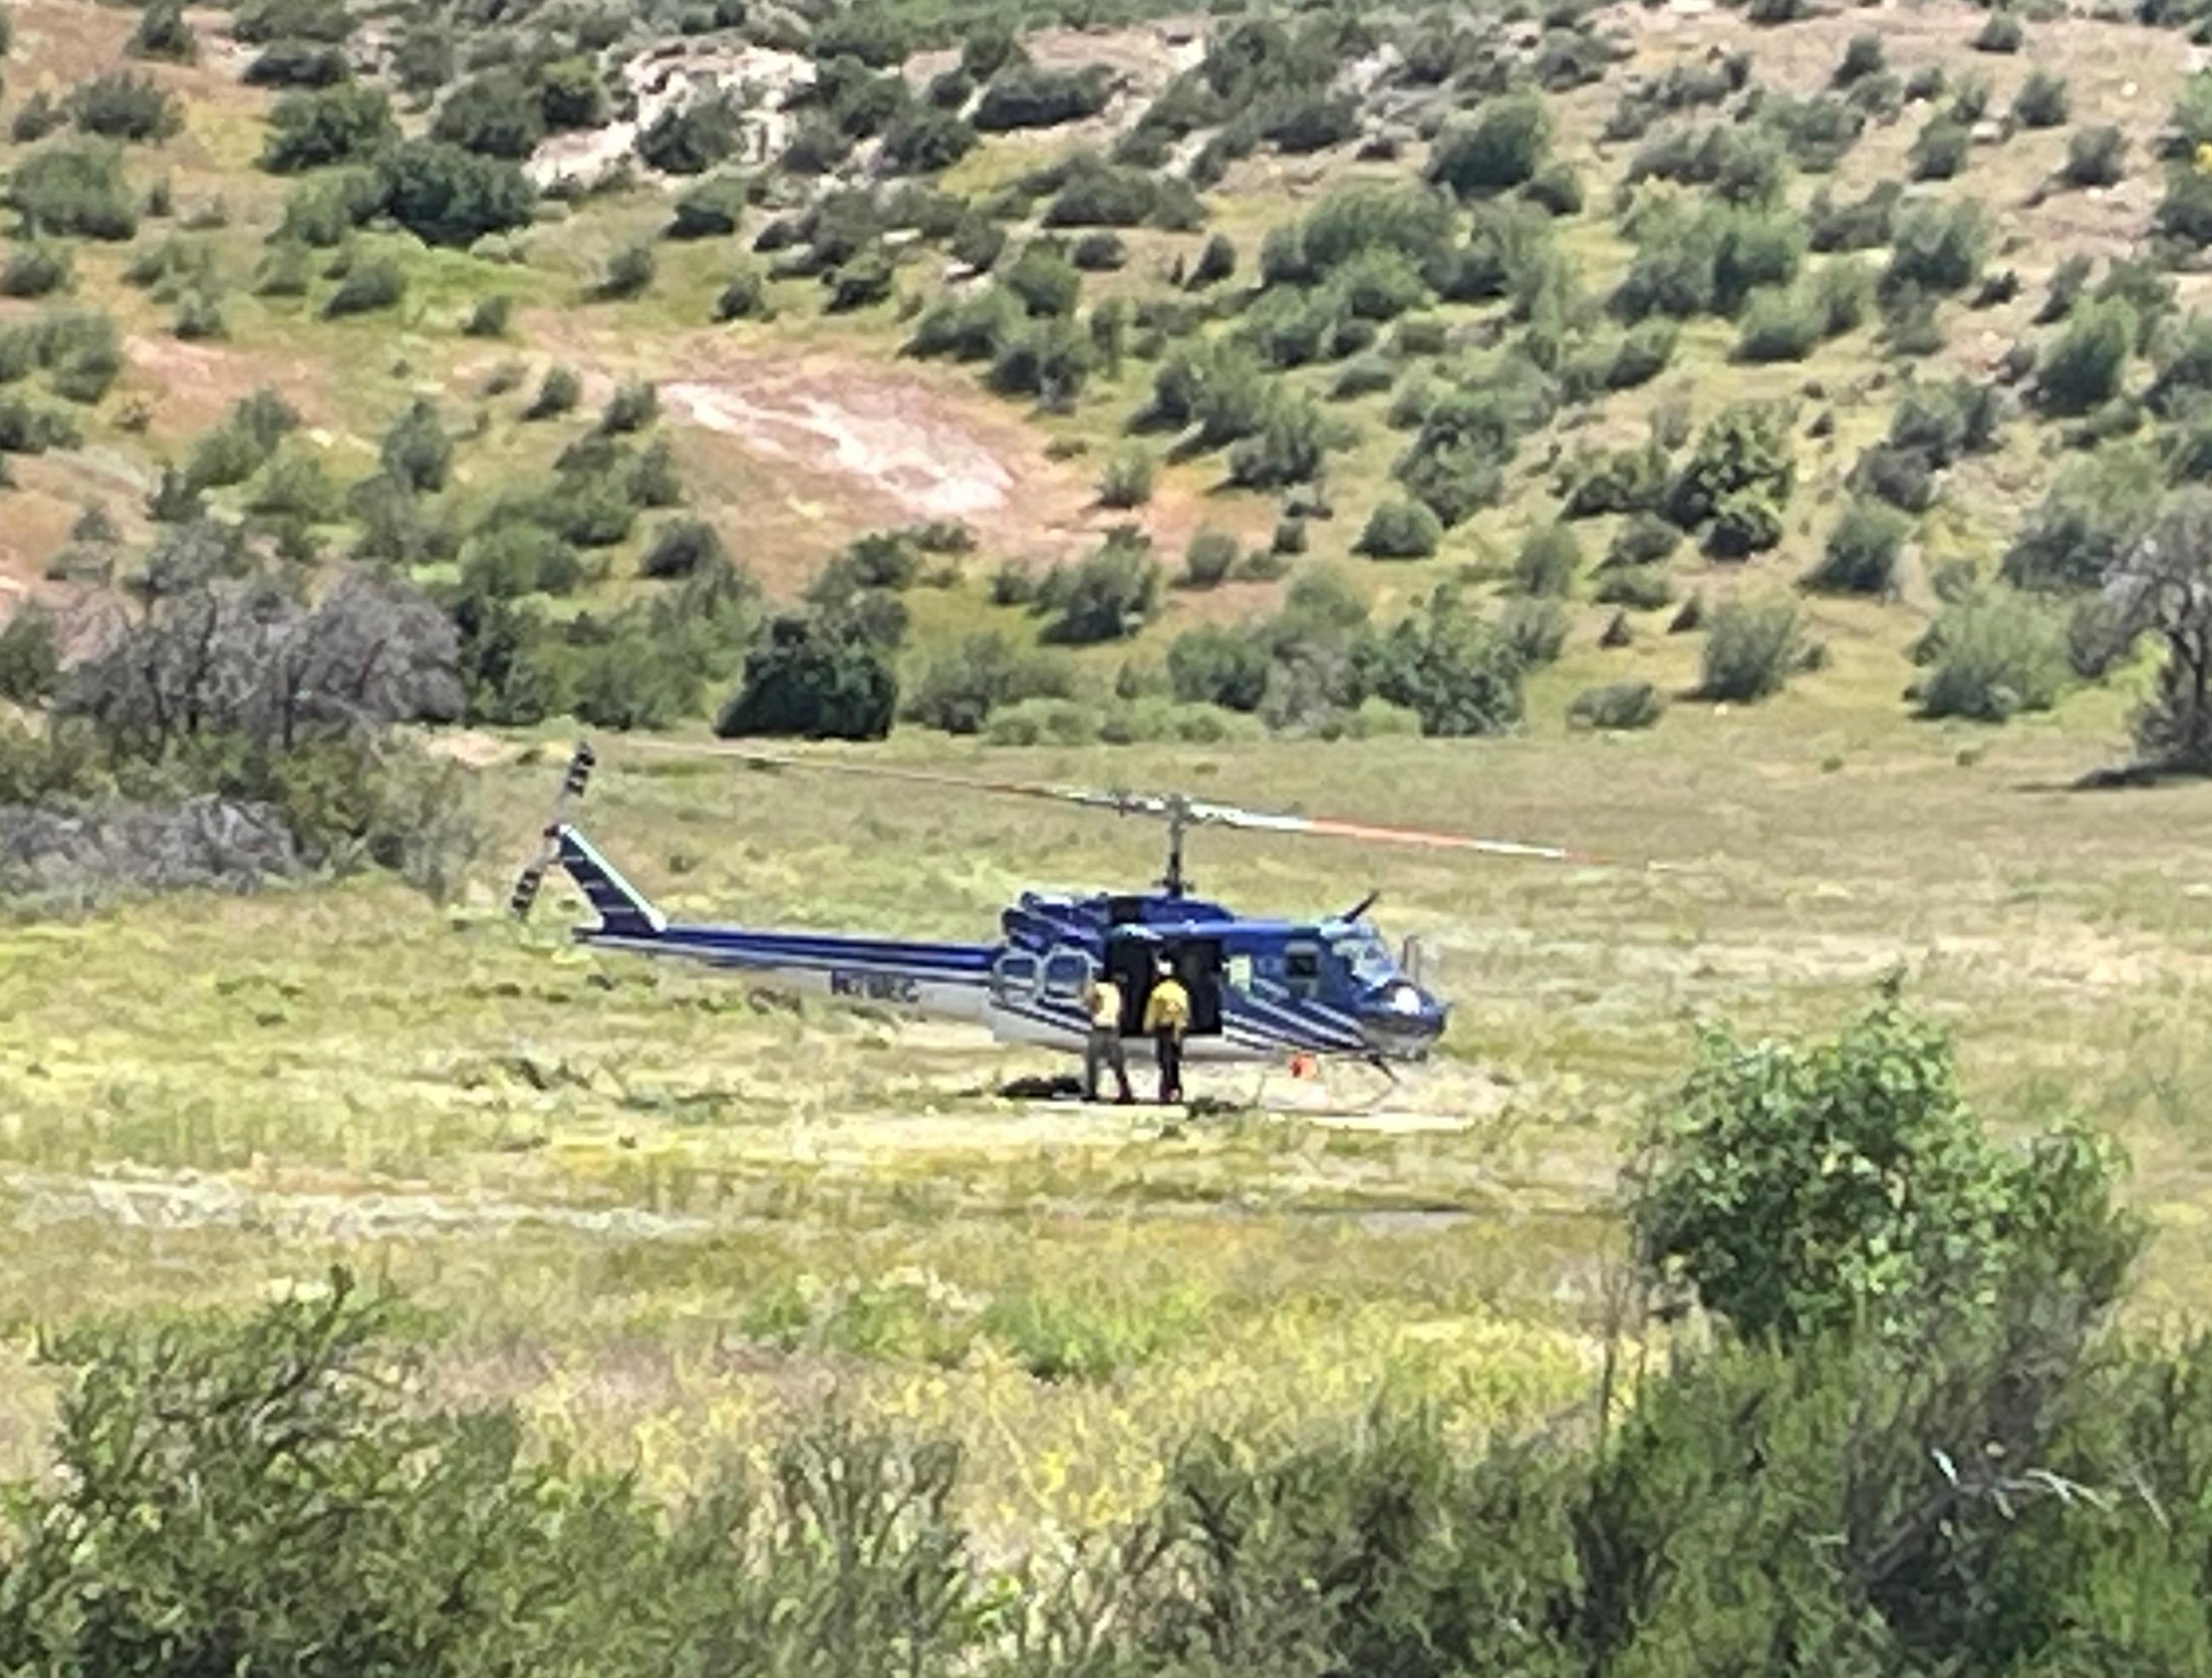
[510,740,596,922]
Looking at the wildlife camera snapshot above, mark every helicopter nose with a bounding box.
[1356,981,1448,1058]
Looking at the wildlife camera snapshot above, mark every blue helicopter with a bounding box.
[508,742,1624,1076]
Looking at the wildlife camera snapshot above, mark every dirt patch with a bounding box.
[630,340,1102,587]
[122,335,336,440]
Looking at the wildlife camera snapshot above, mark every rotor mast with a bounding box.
[1160,795,1191,899]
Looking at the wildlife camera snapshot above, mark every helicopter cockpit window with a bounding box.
[1226,953,1254,992]
[991,951,1040,1002]
[1041,949,1091,1002]
[1283,942,1321,999]
[1331,933,1397,989]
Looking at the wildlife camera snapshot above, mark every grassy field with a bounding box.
[8,690,2212,1545]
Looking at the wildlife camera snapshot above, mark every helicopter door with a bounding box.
[1105,936,1154,1036]
[1172,939,1224,1037]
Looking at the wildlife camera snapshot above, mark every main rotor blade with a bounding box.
[619,740,1681,872]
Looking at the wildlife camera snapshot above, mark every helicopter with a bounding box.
[508,740,1657,1076]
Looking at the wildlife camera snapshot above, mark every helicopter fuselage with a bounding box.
[547,825,1447,1065]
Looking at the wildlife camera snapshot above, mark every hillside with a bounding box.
[3,0,2209,751]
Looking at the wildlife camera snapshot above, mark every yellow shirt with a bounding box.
[1086,979,1121,1030]
[1143,978,1190,1035]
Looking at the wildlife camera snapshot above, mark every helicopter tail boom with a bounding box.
[543,824,666,939]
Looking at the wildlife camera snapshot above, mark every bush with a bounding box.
[379,400,449,494]
[1071,231,1126,271]
[1810,499,1911,596]
[2002,442,2158,591]
[1037,531,1160,645]
[375,140,535,248]
[1668,401,1796,537]
[2012,68,2068,128]
[1810,256,1874,336]
[1498,595,1568,665]
[1003,242,1080,317]
[2035,295,2134,417]
[716,615,897,739]
[537,57,606,131]
[323,257,405,317]
[1914,586,2068,720]
[595,242,656,300]
[128,0,197,62]
[431,70,544,159]
[69,71,180,142]
[1834,30,1884,84]
[1884,198,1987,297]
[1975,9,2025,50]
[262,83,395,172]
[524,365,580,421]
[668,173,747,239]
[1608,511,1682,570]
[1360,589,1525,735]
[1428,94,1551,197]
[1190,231,1236,288]
[2063,126,2127,190]
[1512,522,1580,596]
[636,94,741,174]
[1593,566,1674,610]
[464,294,511,338]
[904,632,1071,733]
[0,244,70,299]
[1733,287,1821,362]
[1166,626,1271,711]
[1357,497,1442,559]
[6,141,139,239]
[1699,596,1803,700]
[972,64,1113,133]
[640,517,727,579]
[881,106,975,174]
[600,379,658,434]
[1178,528,1238,590]
[1097,447,1154,509]
[1568,678,1662,729]
[1909,117,1970,181]
[0,603,60,702]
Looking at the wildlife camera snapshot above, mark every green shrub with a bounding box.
[1512,522,1580,596]
[1592,565,1674,610]
[375,140,534,248]
[1097,447,1154,509]
[600,379,658,434]
[323,256,404,317]
[6,140,139,239]
[1037,530,1160,643]
[1357,497,1442,559]
[1428,94,1551,197]
[1810,256,1874,335]
[127,0,197,62]
[1668,400,1796,538]
[2012,68,2068,128]
[1607,511,1682,570]
[1190,231,1237,288]
[1498,594,1568,665]
[973,63,1113,132]
[431,69,543,158]
[636,93,741,174]
[1975,10,2025,50]
[0,602,60,702]
[716,614,897,739]
[1359,588,1525,735]
[379,399,449,494]
[1567,678,1662,729]
[524,365,580,421]
[69,71,180,142]
[1733,286,1821,362]
[669,173,747,239]
[463,294,511,338]
[1810,499,1911,596]
[1913,586,2068,720]
[0,244,70,299]
[2002,442,2158,590]
[1834,30,1884,84]
[262,83,394,172]
[1884,198,1987,297]
[1908,117,1970,181]
[1698,596,1803,700]
[640,517,727,580]
[2035,296,2134,417]
[1177,528,1238,591]
[595,242,656,300]
[2062,125,2124,188]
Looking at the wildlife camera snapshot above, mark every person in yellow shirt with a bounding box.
[1080,964,1132,1104]
[1141,955,1191,1104]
